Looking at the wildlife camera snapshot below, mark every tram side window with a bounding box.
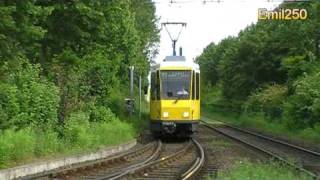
[156,70,160,100]
[196,73,200,100]
[151,72,156,100]
[192,71,195,100]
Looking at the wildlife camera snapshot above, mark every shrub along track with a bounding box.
[201,119,320,179]
[27,138,204,180]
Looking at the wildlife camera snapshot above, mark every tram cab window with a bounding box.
[151,72,157,100]
[151,71,161,100]
[192,71,196,100]
[160,70,191,100]
[196,73,200,100]
[156,70,160,100]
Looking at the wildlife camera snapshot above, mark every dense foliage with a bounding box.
[0,59,59,130]
[0,0,158,167]
[198,1,320,130]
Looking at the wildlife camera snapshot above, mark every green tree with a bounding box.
[0,0,159,130]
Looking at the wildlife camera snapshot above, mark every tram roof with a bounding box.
[151,56,200,72]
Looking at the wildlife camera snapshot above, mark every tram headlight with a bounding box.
[163,112,169,118]
[183,112,189,118]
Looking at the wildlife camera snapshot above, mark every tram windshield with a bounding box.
[160,70,191,100]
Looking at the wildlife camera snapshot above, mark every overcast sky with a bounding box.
[154,0,283,62]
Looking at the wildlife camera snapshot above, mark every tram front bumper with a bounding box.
[150,120,199,133]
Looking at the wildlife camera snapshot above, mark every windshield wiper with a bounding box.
[174,95,182,103]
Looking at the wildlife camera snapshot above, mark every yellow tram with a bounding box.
[150,55,200,137]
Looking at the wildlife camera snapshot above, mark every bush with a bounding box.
[63,111,91,149]
[284,72,320,129]
[201,84,223,105]
[0,83,19,129]
[282,55,315,81]
[105,86,127,116]
[299,124,320,142]
[85,103,118,122]
[0,60,60,130]
[245,84,287,119]
[63,108,135,150]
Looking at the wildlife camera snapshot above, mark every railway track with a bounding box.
[28,138,204,180]
[194,124,270,179]
[28,141,160,180]
[201,118,320,179]
[110,139,204,180]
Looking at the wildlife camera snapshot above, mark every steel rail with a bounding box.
[201,118,320,157]
[181,138,205,180]
[97,140,162,180]
[221,122,320,157]
[201,121,319,180]
[109,141,194,180]
[24,141,157,179]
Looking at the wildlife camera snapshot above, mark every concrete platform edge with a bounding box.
[0,140,137,180]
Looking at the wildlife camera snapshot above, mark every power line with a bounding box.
[152,0,223,4]
[152,0,309,4]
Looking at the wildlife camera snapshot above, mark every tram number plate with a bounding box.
[163,122,175,126]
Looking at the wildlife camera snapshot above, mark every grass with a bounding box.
[0,111,137,169]
[207,138,233,150]
[210,160,313,180]
[133,101,150,130]
[0,98,152,169]
[0,100,151,169]
[202,105,320,145]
